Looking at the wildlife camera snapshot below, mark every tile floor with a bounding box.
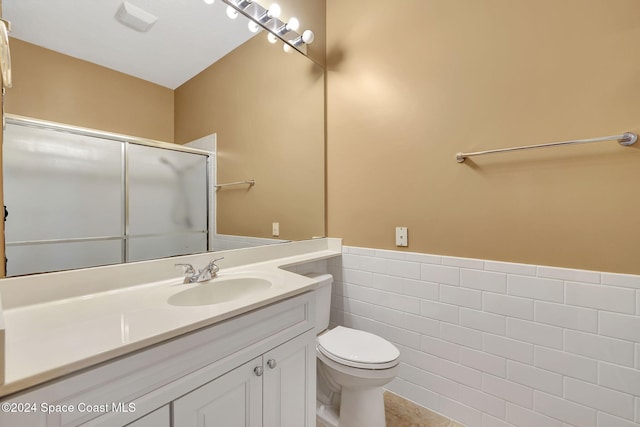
[316,391,463,427]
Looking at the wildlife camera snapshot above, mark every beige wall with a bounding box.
[175,35,325,241]
[5,39,174,142]
[326,0,640,274]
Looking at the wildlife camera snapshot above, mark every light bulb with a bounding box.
[267,3,281,19]
[248,21,260,33]
[203,0,214,4]
[267,33,278,44]
[287,17,300,32]
[226,6,239,19]
[302,29,314,44]
[283,44,293,54]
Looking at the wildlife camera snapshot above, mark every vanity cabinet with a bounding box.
[173,330,314,427]
[262,331,315,427]
[125,406,170,427]
[0,292,316,427]
[173,357,262,427]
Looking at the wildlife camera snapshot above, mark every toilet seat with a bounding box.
[317,326,399,369]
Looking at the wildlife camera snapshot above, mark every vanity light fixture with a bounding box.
[115,1,158,32]
[203,0,215,4]
[287,17,300,31]
[220,0,315,55]
[256,3,281,23]
[303,30,315,44]
[275,17,299,36]
[290,30,315,46]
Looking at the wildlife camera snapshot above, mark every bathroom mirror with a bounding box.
[1,0,325,275]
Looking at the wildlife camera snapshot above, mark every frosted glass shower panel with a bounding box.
[3,124,124,242]
[128,233,208,262]
[6,240,123,276]
[3,120,212,276]
[127,143,208,235]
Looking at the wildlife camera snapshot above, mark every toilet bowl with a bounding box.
[317,326,399,427]
[308,273,400,427]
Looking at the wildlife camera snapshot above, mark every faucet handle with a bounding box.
[206,257,225,274]
[175,263,196,275]
[208,257,225,265]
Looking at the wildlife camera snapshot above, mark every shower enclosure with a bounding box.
[3,117,211,276]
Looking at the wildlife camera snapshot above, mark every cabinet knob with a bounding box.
[267,359,277,369]
[254,366,264,376]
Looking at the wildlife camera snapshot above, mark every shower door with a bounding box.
[3,123,124,276]
[127,144,208,262]
[3,120,210,276]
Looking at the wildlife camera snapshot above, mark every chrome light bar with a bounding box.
[220,0,313,55]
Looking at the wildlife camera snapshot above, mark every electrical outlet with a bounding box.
[272,222,279,237]
[395,227,408,247]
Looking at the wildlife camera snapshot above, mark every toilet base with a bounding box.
[316,350,396,427]
[316,387,386,427]
[316,401,339,427]
[338,386,386,427]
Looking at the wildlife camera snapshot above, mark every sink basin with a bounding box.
[167,276,273,307]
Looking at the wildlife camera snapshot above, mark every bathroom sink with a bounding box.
[167,276,272,307]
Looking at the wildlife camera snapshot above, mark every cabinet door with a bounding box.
[263,330,316,427]
[125,405,170,427]
[173,357,263,427]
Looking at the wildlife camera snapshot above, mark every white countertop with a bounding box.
[0,238,341,398]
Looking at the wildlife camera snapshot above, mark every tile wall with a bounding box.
[325,247,640,427]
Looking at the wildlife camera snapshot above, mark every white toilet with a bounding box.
[310,273,400,427]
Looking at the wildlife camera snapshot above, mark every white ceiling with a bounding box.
[3,0,260,89]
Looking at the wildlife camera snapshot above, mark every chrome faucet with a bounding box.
[175,257,224,284]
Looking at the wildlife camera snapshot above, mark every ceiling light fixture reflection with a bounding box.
[226,6,238,19]
[203,0,215,4]
[247,20,260,33]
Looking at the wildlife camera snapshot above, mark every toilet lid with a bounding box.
[317,326,400,368]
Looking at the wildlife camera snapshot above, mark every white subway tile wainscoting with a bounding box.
[325,247,640,427]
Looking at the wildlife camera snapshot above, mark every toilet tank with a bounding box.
[304,273,333,333]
